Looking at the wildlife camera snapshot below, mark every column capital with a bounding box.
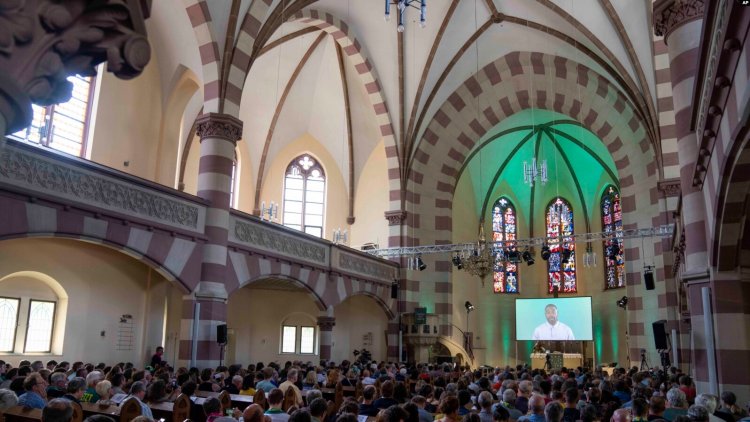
[654,0,705,39]
[196,113,243,144]
[317,316,336,331]
[384,210,407,226]
[0,0,151,135]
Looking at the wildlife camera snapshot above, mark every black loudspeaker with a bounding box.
[391,283,398,299]
[644,271,655,290]
[652,320,668,350]
[217,324,228,344]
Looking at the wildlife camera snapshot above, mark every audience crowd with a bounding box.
[1,356,748,422]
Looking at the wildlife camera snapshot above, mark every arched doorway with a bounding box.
[0,238,186,365]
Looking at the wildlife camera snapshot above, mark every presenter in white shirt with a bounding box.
[532,304,575,340]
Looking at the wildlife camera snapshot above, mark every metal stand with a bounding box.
[639,350,650,371]
[219,343,226,367]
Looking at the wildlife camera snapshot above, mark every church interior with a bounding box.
[0,0,749,405]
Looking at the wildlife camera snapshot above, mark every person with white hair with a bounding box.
[495,388,523,420]
[664,388,689,421]
[695,394,729,422]
[688,405,710,422]
[0,388,18,410]
[80,371,103,403]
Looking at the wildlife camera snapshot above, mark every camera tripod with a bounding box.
[639,351,650,371]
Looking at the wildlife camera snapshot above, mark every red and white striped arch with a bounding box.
[226,249,397,319]
[286,10,400,209]
[0,195,201,293]
[183,0,223,113]
[401,51,667,360]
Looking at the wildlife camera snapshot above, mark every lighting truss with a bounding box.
[364,224,674,258]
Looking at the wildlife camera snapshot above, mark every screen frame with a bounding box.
[514,296,594,341]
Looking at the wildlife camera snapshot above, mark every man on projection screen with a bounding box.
[532,304,575,340]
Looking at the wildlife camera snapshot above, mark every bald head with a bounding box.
[243,404,265,422]
[611,408,632,422]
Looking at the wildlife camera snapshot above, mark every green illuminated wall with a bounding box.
[451,109,627,367]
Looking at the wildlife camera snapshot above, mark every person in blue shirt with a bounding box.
[17,373,48,409]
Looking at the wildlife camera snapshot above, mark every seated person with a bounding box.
[18,373,48,409]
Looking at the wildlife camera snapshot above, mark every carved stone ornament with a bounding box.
[654,0,705,38]
[339,252,393,281]
[658,178,681,198]
[195,113,244,143]
[384,210,407,226]
[0,140,202,231]
[317,316,336,331]
[0,0,152,134]
[234,219,327,264]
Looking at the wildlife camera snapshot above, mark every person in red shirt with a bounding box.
[678,376,696,405]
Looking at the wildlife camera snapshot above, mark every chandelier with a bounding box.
[385,0,426,32]
[523,157,548,186]
[462,224,494,283]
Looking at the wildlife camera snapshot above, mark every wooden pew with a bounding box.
[1,405,82,422]
[194,391,253,410]
[1,407,44,422]
[120,397,143,422]
[79,402,121,420]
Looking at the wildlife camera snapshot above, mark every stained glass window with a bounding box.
[546,198,576,293]
[602,186,625,289]
[283,154,326,237]
[492,197,519,293]
[11,75,94,157]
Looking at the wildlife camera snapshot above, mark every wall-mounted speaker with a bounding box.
[391,283,398,299]
[644,271,655,290]
[217,324,228,344]
[652,320,668,350]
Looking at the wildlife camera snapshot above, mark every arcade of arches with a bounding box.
[0,0,749,404]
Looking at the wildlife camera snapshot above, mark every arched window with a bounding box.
[11,75,95,157]
[492,197,518,293]
[546,198,576,293]
[602,186,625,289]
[283,154,326,237]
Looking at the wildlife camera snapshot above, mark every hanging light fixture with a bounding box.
[462,224,495,283]
[583,243,598,268]
[385,0,426,32]
[523,156,548,186]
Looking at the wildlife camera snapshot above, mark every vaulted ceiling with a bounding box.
[146,0,658,207]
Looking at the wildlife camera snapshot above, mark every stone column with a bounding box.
[317,316,336,362]
[655,0,708,275]
[194,113,242,298]
[654,0,711,390]
[177,113,242,368]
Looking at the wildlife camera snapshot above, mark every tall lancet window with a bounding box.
[492,197,519,293]
[602,186,625,289]
[283,154,326,237]
[546,197,576,293]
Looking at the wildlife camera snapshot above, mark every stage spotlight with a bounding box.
[562,248,572,263]
[416,255,427,271]
[452,254,463,270]
[522,250,535,266]
[616,296,628,309]
[541,244,551,260]
[465,301,475,312]
[506,248,520,263]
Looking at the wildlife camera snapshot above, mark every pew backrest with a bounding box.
[119,397,142,422]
